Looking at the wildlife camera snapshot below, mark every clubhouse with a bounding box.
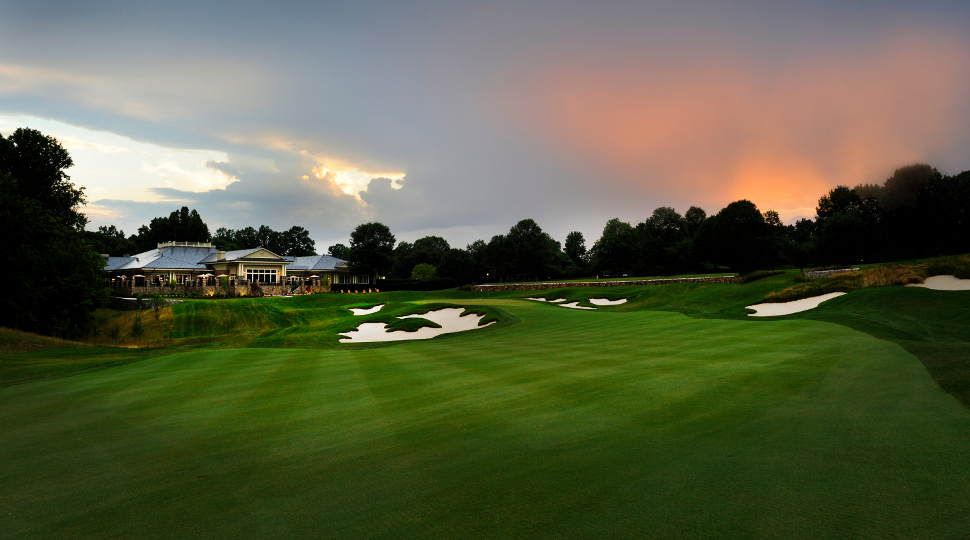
[103,241,372,290]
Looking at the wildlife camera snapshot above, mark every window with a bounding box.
[335,274,369,284]
[246,268,278,283]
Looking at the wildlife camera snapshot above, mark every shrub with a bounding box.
[107,325,121,339]
[411,263,437,281]
[739,270,783,284]
[130,314,144,337]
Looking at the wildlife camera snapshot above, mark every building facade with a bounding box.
[103,241,371,294]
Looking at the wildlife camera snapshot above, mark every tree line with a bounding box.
[86,209,317,257]
[343,164,970,282]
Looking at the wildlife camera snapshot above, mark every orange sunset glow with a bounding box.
[502,31,970,220]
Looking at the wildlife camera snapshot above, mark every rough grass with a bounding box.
[0,327,85,355]
[765,255,970,303]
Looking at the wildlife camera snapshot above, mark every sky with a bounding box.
[2,0,969,251]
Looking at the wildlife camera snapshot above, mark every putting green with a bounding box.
[2,297,970,539]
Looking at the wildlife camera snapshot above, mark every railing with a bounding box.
[156,241,214,248]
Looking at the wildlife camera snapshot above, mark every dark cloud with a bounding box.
[203,160,241,179]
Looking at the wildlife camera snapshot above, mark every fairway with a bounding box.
[3,294,970,539]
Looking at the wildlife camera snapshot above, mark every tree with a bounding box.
[0,128,86,230]
[564,231,587,267]
[410,263,437,280]
[348,222,395,276]
[590,218,637,276]
[684,206,707,237]
[816,186,862,221]
[506,219,561,279]
[393,236,451,277]
[131,206,211,251]
[0,172,105,337]
[711,200,770,274]
[465,240,489,283]
[84,225,137,256]
[328,243,351,259]
[485,234,515,282]
[437,248,474,284]
[819,211,866,265]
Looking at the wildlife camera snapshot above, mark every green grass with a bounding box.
[2,266,970,538]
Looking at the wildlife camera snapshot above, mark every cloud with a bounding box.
[497,30,970,220]
[55,135,129,153]
[204,160,241,179]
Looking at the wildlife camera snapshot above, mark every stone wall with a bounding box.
[112,282,316,298]
[472,275,741,292]
[803,268,859,280]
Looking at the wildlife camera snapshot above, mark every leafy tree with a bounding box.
[328,243,351,260]
[84,225,137,256]
[0,172,105,338]
[211,224,316,256]
[506,219,562,279]
[132,206,210,251]
[819,211,866,265]
[348,222,396,276]
[684,206,707,237]
[879,163,942,211]
[564,231,587,267]
[816,186,862,221]
[392,236,451,277]
[0,127,86,230]
[485,234,515,282]
[711,200,770,274]
[465,240,489,283]
[590,218,637,276]
[391,241,414,278]
[410,263,437,280]
[437,248,474,284]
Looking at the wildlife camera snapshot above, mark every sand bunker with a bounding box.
[906,275,970,291]
[339,307,494,343]
[746,292,846,317]
[525,298,567,303]
[524,297,547,302]
[559,302,596,310]
[589,298,627,306]
[349,304,385,316]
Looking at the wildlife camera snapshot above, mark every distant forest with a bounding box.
[89,163,970,283]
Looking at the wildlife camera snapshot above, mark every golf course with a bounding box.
[2,271,970,539]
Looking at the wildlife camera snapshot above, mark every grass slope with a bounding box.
[2,301,970,538]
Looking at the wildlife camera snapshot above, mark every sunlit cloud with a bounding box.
[310,164,405,198]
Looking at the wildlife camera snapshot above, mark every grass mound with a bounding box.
[0,327,84,354]
[765,255,970,303]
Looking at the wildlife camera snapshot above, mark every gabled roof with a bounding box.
[287,254,348,271]
[103,245,216,271]
[198,247,288,263]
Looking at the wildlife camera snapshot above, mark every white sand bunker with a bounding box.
[349,304,385,316]
[525,298,567,303]
[559,302,596,310]
[589,298,627,306]
[906,275,970,291]
[746,292,846,317]
[524,297,547,302]
[339,308,494,343]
